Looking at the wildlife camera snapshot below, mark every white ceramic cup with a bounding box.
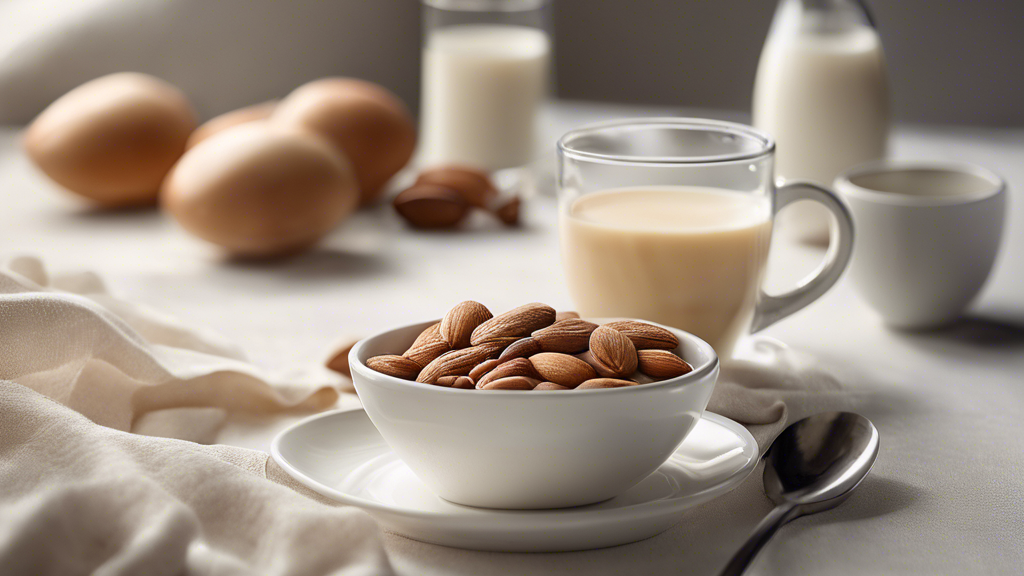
[350,319,719,510]
[835,161,1006,329]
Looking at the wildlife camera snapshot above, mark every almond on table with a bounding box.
[363,301,693,392]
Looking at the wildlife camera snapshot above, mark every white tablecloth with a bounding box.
[2,102,1022,575]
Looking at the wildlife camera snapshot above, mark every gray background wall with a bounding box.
[0,0,1018,126]
[382,0,1023,127]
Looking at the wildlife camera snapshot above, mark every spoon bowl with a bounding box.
[719,412,879,576]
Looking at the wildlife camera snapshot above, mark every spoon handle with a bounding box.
[717,503,801,576]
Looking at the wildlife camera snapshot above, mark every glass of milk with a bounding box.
[419,0,552,191]
[557,118,856,357]
[753,0,889,244]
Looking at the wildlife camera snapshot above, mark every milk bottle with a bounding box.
[753,0,889,243]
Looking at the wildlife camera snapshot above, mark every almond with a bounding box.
[495,196,521,226]
[555,311,580,322]
[366,355,422,380]
[393,184,470,229]
[576,378,638,390]
[403,323,450,367]
[440,301,493,348]
[575,349,621,379]
[534,382,570,391]
[589,325,638,377]
[416,342,504,383]
[325,337,359,378]
[468,358,502,382]
[529,352,597,388]
[497,337,543,362]
[532,319,599,354]
[476,357,539,388]
[436,375,475,389]
[637,349,693,379]
[481,376,539,390]
[470,302,556,346]
[416,166,498,209]
[602,321,679,350]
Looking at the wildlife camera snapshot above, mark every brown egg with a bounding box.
[161,123,359,257]
[186,101,277,150]
[24,72,197,207]
[272,78,416,206]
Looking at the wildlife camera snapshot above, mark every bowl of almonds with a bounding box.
[349,301,719,509]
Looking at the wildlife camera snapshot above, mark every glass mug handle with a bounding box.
[750,182,856,333]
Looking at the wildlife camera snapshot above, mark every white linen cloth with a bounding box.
[0,256,392,575]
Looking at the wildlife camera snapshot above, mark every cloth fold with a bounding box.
[1,256,391,575]
[0,255,340,438]
[712,337,861,451]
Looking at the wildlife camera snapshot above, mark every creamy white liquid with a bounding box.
[561,187,773,356]
[420,25,549,172]
[753,21,888,241]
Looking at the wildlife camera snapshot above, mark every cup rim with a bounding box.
[557,117,776,167]
[350,317,719,397]
[835,160,1006,207]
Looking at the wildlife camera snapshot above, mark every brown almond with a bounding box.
[532,319,599,354]
[602,321,679,350]
[576,378,638,390]
[393,184,469,229]
[575,349,621,379]
[436,375,475,389]
[440,301,493,348]
[403,323,451,367]
[366,355,422,380]
[589,325,638,378]
[470,302,556,346]
[469,358,502,382]
[637,350,693,379]
[529,352,597,388]
[476,357,539,388]
[416,342,504,383]
[325,337,360,378]
[495,196,521,226]
[416,165,498,209]
[555,311,581,322]
[497,337,543,362]
[533,382,570,391]
[481,376,539,390]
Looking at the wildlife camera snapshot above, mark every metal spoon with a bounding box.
[718,412,879,576]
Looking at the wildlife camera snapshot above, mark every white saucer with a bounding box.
[272,408,758,552]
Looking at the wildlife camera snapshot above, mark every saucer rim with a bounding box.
[271,407,759,521]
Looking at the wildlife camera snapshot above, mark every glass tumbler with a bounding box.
[419,0,552,188]
[557,118,855,356]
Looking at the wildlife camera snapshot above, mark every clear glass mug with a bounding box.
[557,118,855,356]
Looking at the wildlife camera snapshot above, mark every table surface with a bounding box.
[2,101,1023,575]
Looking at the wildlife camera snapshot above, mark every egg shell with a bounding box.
[273,78,416,207]
[186,101,278,150]
[24,72,197,207]
[161,123,359,257]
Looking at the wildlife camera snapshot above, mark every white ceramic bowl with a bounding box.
[836,160,1006,329]
[350,319,719,510]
